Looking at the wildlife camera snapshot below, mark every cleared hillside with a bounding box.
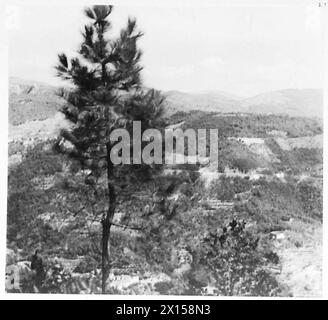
[9,78,66,125]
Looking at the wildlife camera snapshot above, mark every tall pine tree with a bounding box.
[55,5,165,293]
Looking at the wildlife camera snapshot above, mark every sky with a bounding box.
[7,2,324,97]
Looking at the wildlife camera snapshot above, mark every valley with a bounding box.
[6,78,323,296]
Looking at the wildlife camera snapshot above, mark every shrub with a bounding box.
[208,176,252,201]
[296,180,322,220]
[73,256,98,274]
[191,219,283,296]
[231,157,259,173]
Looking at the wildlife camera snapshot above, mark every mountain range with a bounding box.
[164,88,322,118]
[9,77,323,125]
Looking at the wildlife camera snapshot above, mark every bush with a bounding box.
[231,156,259,173]
[297,180,322,220]
[208,176,252,201]
[190,219,283,296]
[73,256,98,274]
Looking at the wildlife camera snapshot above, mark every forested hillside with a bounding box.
[7,80,322,295]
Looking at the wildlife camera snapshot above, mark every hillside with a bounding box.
[9,77,66,126]
[163,90,243,114]
[241,89,323,118]
[6,78,323,296]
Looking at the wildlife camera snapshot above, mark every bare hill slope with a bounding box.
[241,89,322,118]
[9,77,66,125]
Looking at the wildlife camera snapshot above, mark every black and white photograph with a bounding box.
[1,0,326,298]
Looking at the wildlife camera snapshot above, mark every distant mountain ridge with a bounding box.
[8,78,323,126]
[163,90,243,114]
[165,88,323,118]
[241,88,323,118]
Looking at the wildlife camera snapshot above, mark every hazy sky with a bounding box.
[8,2,323,97]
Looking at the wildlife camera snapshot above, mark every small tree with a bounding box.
[55,5,165,293]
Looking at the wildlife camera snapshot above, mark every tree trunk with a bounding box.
[101,183,115,294]
[101,145,116,294]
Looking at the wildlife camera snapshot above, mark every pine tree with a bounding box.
[54,5,165,293]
